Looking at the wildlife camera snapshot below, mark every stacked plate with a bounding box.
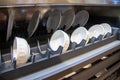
[72,10,89,27]
[71,27,89,45]
[49,30,70,53]
[27,10,41,38]
[6,9,15,41]
[59,9,75,31]
[13,37,30,66]
[47,9,61,33]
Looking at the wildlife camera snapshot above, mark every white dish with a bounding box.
[72,10,89,27]
[13,37,30,66]
[100,23,112,35]
[60,9,75,31]
[88,24,105,39]
[71,27,89,44]
[47,9,62,33]
[27,10,40,38]
[50,30,70,53]
[6,9,15,41]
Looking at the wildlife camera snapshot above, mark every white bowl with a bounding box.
[100,23,112,35]
[50,30,70,53]
[13,37,30,66]
[71,27,89,45]
[88,24,105,39]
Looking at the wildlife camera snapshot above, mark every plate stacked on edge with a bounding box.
[27,10,41,38]
[59,9,75,31]
[6,9,15,41]
[47,9,62,33]
[72,10,89,27]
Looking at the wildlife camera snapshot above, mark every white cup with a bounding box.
[13,37,30,66]
[50,30,70,54]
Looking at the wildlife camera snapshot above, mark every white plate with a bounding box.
[72,10,89,27]
[60,9,75,31]
[27,10,40,38]
[88,24,105,39]
[13,37,30,66]
[71,27,89,44]
[50,30,70,53]
[6,9,15,41]
[100,23,112,35]
[47,9,62,33]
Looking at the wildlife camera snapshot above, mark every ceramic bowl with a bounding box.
[50,30,70,53]
[88,24,105,39]
[13,37,30,66]
[71,27,89,45]
[100,23,112,36]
